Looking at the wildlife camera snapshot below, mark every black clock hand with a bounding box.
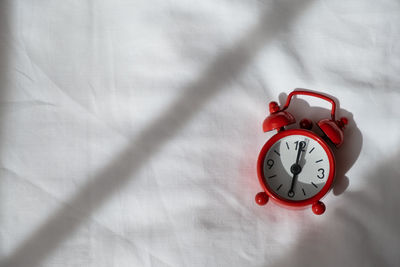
[288,141,305,197]
[288,174,297,197]
[295,141,304,165]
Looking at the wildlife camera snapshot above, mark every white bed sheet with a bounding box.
[1,0,400,266]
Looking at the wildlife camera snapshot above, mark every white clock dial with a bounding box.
[263,134,331,201]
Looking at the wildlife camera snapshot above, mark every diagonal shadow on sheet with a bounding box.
[0,1,314,266]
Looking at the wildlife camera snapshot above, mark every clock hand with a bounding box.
[288,141,306,197]
[288,174,298,197]
[295,141,305,165]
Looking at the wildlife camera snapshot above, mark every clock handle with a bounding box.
[282,90,336,121]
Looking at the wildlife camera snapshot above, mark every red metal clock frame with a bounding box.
[257,128,336,208]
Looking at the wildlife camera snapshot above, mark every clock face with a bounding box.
[262,134,331,201]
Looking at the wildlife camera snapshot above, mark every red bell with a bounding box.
[263,101,295,132]
[317,117,348,147]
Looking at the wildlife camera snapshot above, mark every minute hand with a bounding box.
[288,141,305,196]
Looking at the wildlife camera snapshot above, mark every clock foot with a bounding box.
[255,192,269,206]
[312,201,326,215]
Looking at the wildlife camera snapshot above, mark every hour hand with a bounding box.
[295,141,306,165]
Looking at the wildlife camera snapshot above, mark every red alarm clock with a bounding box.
[255,90,348,215]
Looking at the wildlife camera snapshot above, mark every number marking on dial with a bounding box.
[294,141,298,150]
[317,168,325,179]
[267,159,274,169]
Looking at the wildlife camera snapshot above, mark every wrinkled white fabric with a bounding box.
[1,0,400,266]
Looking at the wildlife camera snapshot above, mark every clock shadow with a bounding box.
[278,89,363,196]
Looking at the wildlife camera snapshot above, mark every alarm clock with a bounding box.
[255,90,348,215]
